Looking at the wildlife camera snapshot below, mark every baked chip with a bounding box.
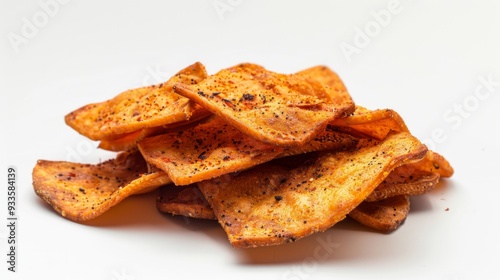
[173,63,355,147]
[365,164,440,202]
[138,116,359,186]
[65,62,210,140]
[348,195,410,232]
[296,65,353,105]
[32,149,172,222]
[412,150,454,178]
[156,185,216,220]
[330,106,409,140]
[98,111,211,152]
[198,131,428,248]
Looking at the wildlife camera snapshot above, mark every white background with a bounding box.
[1,1,500,279]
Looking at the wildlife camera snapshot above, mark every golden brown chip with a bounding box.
[348,195,410,232]
[98,112,212,152]
[296,65,353,105]
[138,116,359,186]
[173,63,355,147]
[412,150,454,178]
[65,62,210,140]
[365,165,440,202]
[156,185,216,220]
[138,116,285,186]
[32,149,172,222]
[330,106,409,140]
[198,131,428,248]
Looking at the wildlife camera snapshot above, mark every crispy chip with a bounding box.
[138,116,284,185]
[156,185,216,220]
[412,150,454,178]
[296,65,353,105]
[173,63,355,147]
[155,184,412,233]
[32,149,172,222]
[65,62,210,140]
[330,106,454,178]
[198,131,427,248]
[330,106,409,140]
[98,111,211,152]
[348,195,410,232]
[365,165,440,202]
[138,116,359,186]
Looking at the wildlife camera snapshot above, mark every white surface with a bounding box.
[1,1,500,279]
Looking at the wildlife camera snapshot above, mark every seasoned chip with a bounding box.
[348,195,410,232]
[138,116,359,186]
[98,111,212,152]
[296,65,353,105]
[329,106,454,178]
[412,150,454,178]
[156,185,216,220]
[173,63,355,147]
[65,62,210,140]
[138,116,284,185]
[32,149,172,222]
[198,131,428,248]
[365,165,440,202]
[330,106,409,140]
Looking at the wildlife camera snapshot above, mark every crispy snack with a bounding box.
[330,106,454,178]
[348,195,410,232]
[173,63,355,147]
[412,150,454,178]
[65,62,210,140]
[365,164,440,202]
[32,149,172,222]
[330,106,409,140]
[198,131,428,248]
[296,65,353,105]
[156,185,216,220]
[138,116,359,186]
[98,111,211,152]
[138,116,285,185]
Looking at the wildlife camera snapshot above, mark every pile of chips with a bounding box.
[33,62,453,248]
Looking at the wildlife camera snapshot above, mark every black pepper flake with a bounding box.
[197,91,206,97]
[223,155,231,161]
[242,93,254,101]
[198,151,207,160]
[79,188,86,194]
[274,195,283,201]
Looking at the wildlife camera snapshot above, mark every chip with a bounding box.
[173,63,355,147]
[348,195,410,232]
[32,149,172,222]
[65,62,210,140]
[330,106,409,140]
[365,164,440,202]
[197,131,428,248]
[138,115,359,186]
[98,111,211,152]
[138,116,285,185]
[156,184,216,220]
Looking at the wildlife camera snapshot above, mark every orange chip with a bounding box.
[198,131,427,248]
[138,116,359,186]
[156,185,216,220]
[330,106,409,140]
[348,195,410,232]
[412,150,454,178]
[366,164,440,202]
[98,111,212,152]
[173,63,355,147]
[138,116,285,185]
[32,149,171,222]
[65,62,210,140]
